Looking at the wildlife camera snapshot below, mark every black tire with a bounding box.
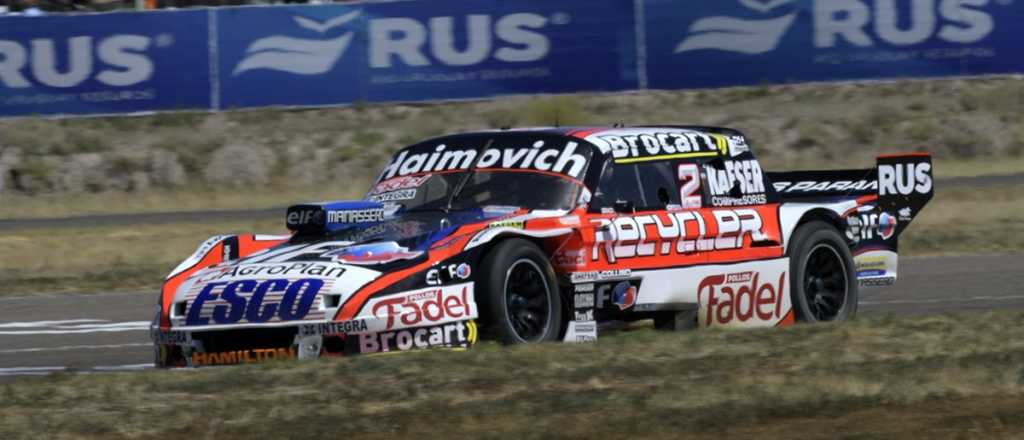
[478,239,564,344]
[787,221,858,322]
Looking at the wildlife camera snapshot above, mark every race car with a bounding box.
[151,126,933,367]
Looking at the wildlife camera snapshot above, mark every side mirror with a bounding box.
[613,199,635,214]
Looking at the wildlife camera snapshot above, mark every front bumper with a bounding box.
[151,319,478,368]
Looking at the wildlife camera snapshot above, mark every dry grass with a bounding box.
[2,76,1022,198]
[0,218,282,296]
[0,155,1020,220]
[900,184,1024,256]
[0,183,370,220]
[2,310,1024,439]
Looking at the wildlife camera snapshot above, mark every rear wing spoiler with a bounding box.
[771,154,933,287]
[769,153,933,232]
[767,153,933,200]
[768,168,877,197]
[770,153,933,222]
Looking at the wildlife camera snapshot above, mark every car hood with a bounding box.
[168,208,517,330]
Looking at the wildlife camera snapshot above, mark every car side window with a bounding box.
[590,161,683,211]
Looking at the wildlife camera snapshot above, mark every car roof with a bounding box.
[421,125,749,157]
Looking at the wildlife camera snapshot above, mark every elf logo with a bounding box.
[878,162,932,196]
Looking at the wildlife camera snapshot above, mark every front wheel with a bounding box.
[787,221,858,322]
[479,239,564,344]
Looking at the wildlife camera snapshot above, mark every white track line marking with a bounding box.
[0,366,67,376]
[862,294,1024,306]
[91,363,153,371]
[52,321,149,327]
[0,319,107,328]
[0,321,149,335]
[0,343,152,354]
[0,364,154,377]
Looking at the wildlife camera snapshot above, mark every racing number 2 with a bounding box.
[678,164,702,208]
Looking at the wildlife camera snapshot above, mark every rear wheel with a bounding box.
[479,239,563,344]
[787,221,858,322]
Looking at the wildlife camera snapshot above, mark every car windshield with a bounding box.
[367,171,580,212]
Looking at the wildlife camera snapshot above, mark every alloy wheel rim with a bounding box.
[503,259,552,342]
[803,244,848,321]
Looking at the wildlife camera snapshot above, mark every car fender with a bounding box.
[463,226,575,251]
[778,201,859,253]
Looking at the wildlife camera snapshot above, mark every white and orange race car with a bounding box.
[151,126,933,367]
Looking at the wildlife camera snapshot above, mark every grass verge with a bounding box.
[0,218,282,296]
[0,183,370,220]
[2,311,1024,439]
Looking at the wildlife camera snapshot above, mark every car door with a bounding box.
[580,159,708,311]
[697,156,784,265]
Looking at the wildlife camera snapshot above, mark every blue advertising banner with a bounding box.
[644,0,1024,90]
[3,0,1024,119]
[0,10,211,117]
[216,4,366,109]
[218,0,638,108]
[360,0,638,102]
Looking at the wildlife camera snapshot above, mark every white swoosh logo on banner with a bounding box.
[675,13,797,55]
[293,10,360,33]
[738,0,797,13]
[232,34,354,76]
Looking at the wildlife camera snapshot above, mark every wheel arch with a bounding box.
[471,232,574,311]
[779,203,856,253]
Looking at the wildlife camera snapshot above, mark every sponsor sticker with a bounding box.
[562,320,597,343]
[287,208,325,228]
[589,209,768,263]
[570,269,632,283]
[196,262,347,282]
[553,249,585,269]
[610,281,637,310]
[184,278,325,326]
[356,321,477,354]
[596,280,642,311]
[878,162,933,196]
[573,292,595,308]
[380,141,589,180]
[846,210,898,242]
[574,309,595,321]
[150,328,189,345]
[772,180,876,193]
[192,347,296,367]
[587,129,728,163]
[369,189,417,203]
[364,283,477,331]
[327,208,385,224]
[697,260,792,328]
[369,175,430,196]
[298,319,370,337]
[574,283,595,293]
[488,220,525,229]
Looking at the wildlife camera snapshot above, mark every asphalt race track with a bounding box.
[1,253,1021,378]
